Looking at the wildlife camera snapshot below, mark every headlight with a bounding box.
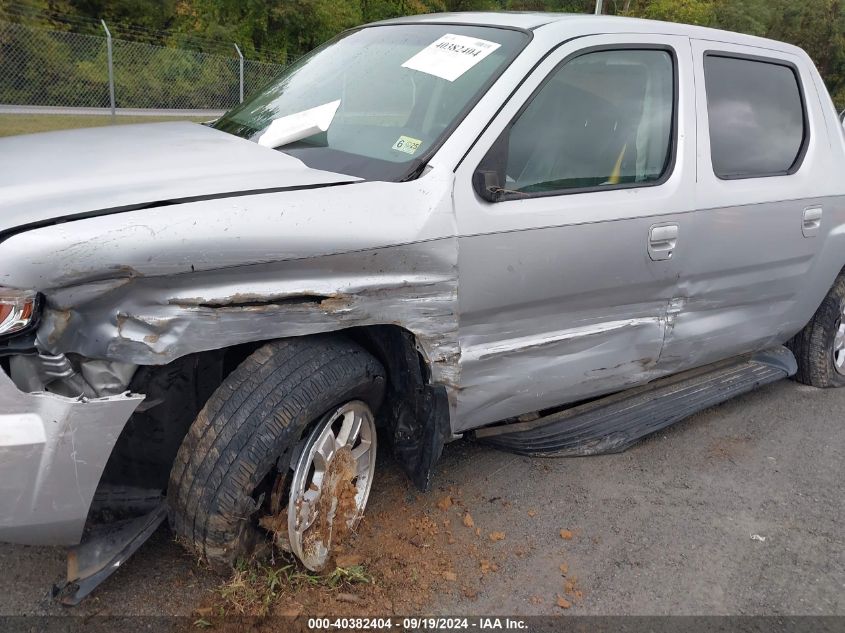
[0,288,39,337]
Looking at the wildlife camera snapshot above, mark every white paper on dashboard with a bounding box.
[401,34,501,82]
[257,99,341,149]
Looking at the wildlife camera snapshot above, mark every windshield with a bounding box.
[213,24,529,181]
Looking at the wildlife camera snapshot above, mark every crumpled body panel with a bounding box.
[0,369,143,544]
[38,240,461,397]
[0,170,462,414]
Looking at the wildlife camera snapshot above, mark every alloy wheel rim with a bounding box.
[835,301,845,374]
[287,400,376,571]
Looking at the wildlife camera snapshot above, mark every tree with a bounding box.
[5,0,845,107]
[621,0,714,25]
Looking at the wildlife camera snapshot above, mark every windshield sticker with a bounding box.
[401,33,501,82]
[392,135,422,155]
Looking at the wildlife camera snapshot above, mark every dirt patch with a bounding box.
[706,435,752,462]
[300,447,359,565]
[191,473,524,624]
[180,446,599,628]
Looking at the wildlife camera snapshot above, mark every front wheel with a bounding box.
[167,336,385,572]
[288,400,377,570]
[790,272,845,388]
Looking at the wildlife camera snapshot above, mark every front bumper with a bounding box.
[0,368,143,545]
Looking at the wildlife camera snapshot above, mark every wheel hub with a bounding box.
[286,401,376,571]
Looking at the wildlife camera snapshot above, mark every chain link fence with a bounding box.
[0,20,287,111]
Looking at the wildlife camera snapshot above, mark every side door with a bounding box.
[452,34,695,432]
[660,40,830,370]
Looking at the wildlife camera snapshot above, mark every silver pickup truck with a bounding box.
[1,12,844,601]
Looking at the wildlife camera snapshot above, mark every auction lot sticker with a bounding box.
[402,33,501,82]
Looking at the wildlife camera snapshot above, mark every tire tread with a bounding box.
[168,336,384,571]
[789,272,845,388]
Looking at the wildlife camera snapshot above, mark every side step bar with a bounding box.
[474,346,796,457]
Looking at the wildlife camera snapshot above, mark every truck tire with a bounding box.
[167,336,385,572]
[790,273,845,388]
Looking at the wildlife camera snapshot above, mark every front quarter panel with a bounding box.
[0,169,461,396]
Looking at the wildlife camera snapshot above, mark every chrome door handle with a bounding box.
[802,206,822,238]
[648,223,678,261]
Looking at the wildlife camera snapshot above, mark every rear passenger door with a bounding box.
[661,41,827,370]
[453,34,695,431]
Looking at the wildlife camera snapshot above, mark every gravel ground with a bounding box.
[1,379,843,616]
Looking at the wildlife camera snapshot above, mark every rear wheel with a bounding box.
[167,336,385,572]
[790,272,845,388]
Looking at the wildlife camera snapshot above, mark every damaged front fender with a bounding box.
[36,239,461,407]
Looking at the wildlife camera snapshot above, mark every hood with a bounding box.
[0,121,359,234]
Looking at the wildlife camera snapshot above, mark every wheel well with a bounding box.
[351,326,450,490]
[99,326,448,497]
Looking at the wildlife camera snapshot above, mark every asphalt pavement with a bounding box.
[1,378,842,616]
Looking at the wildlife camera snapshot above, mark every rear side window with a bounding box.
[704,53,807,179]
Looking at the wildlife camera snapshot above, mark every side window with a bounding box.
[703,53,807,179]
[479,48,675,198]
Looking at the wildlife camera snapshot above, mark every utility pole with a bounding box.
[101,19,115,116]
[595,0,603,14]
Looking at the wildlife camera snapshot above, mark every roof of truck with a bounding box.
[373,12,805,57]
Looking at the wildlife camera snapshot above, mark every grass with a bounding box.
[216,557,373,617]
[0,114,210,137]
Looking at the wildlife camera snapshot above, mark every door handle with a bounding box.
[648,223,678,261]
[802,206,822,238]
